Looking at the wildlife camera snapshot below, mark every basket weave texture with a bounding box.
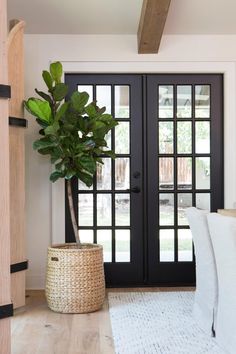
[46,243,105,313]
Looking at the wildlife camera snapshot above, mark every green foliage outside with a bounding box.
[159,120,210,154]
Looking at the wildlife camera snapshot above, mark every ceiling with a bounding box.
[7,0,236,35]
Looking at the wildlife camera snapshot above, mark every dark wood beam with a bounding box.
[138,0,171,54]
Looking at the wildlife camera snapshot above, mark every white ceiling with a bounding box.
[7,0,236,35]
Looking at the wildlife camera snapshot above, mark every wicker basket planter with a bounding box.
[45,243,105,313]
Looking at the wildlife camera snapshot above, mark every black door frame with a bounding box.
[65,74,144,286]
[65,73,224,287]
[147,74,224,285]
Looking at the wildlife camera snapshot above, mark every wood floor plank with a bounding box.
[12,288,194,354]
[12,291,115,354]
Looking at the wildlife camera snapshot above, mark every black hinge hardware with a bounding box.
[10,260,28,274]
[0,84,11,99]
[0,303,13,320]
[9,116,28,128]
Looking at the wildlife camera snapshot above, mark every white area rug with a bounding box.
[108,292,226,354]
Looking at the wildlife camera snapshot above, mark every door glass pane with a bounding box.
[97,158,111,190]
[104,130,111,150]
[196,157,210,189]
[78,180,93,191]
[79,230,94,244]
[115,122,130,154]
[115,194,130,226]
[178,194,192,225]
[78,194,93,226]
[178,229,193,262]
[97,230,112,262]
[97,194,112,226]
[115,86,130,118]
[159,121,173,154]
[159,157,174,190]
[177,85,192,118]
[160,229,174,262]
[159,193,174,226]
[158,85,173,118]
[195,121,210,153]
[177,122,192,153]
[177,157,192,190]
[77,85,93,99]
[195,85,210,118]
[196,193,211,211]
[115,158,130,190]
[115,230,130,262]
[96,85,111,114]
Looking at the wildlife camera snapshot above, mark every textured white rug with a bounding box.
[108,292,226,354]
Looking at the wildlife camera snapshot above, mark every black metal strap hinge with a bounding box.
[0,303,13,320]
[9,116,28,128]
[0,84,11,99]
[10,260,28,274]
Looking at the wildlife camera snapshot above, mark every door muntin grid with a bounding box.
[76,84,132,263]
[66,74,223,286]
[65,74,144,285]
[158,83,212,264]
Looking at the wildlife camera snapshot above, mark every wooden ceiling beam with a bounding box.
[138,0,171,54]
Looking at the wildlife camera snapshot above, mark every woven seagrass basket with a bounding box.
[45,243,105,313]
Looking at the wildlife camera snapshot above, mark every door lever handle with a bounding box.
[131,186,141,193]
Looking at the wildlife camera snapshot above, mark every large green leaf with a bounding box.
[37,147,53,155]
[93,127,109,140]
[33,137,58,150]
[102,150,116,159]
[85,103,97,117]
[55,102,68,121]
[76,170,93,187]
[50,62,62,84]
[65,169,76,179]
[50,170,65,182]
[55,160,64,171]
[71,91,89,112]
[77,116,89,133]
[93,121,106,130]
[35,118,49,129]
[50,148,63,163]
[44,122,60,135]
[52,83,68,101]
[42,71,53,91]
[35,89,52,104]
[79,155,96,174]
[92,137,107,146]
[97,106,106,115]
[25,98,52,123]
[100,113,114,121]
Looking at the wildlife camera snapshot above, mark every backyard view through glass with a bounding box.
[66,74,223,285]
[77,84,131,263]
[158,84,211,262]
[77,83,212,263]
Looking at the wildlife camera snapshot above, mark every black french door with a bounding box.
[65,73,223,286]
[65,74,144,285]
[147,75,223,284]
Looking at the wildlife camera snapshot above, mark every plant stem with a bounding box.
[67,179,81,248]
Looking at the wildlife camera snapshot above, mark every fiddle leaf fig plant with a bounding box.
[24,61,118,247]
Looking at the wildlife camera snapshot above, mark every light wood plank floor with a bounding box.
[12,288,194,354]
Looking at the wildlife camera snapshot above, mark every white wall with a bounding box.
[24,34,236,289]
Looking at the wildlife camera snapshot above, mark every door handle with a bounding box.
[131,186,141,193]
